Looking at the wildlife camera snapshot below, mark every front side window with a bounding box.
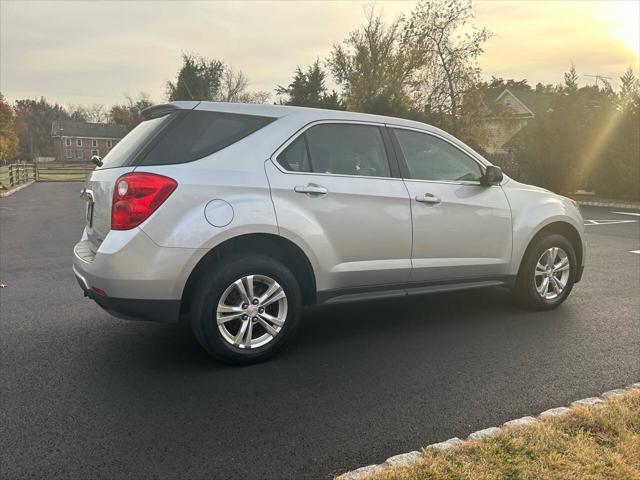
[276,123,390,178]
[394,129,482,183]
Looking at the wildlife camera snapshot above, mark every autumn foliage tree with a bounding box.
[13,97,70,159]
[406,0,492,138]
[328,7,419,116]
[110,93,154,131]
[0,93,19,163]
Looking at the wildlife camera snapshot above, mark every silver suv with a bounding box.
[73,102,585,364]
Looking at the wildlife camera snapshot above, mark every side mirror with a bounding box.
[91,155,103,167]
[480,165,503,186]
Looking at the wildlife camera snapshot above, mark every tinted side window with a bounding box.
[140,111,274,166]
[306,124,390,177]
[99,114,173,169]
[276,135,311,172]
[394,129,482,182]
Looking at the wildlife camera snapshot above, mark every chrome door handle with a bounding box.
[294,184,328,195]
[415,193,441,204]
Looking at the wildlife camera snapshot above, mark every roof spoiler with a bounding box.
[141,104,180,120]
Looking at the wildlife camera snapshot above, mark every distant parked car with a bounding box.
[73,102,585,364]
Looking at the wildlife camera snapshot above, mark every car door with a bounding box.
[389,126,513,283]
[265,121,412,294]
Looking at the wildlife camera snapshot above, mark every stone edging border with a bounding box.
[576,200,640,210]
[0,181,35,198]
[338,382,640,480]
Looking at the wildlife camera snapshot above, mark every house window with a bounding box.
[106,140,113,148]
[91,149,99,157]
[76,149,84,160]
[65,138,71,147]
[76,138,82,147]
[92,139,98,147]
[65,148,73,159]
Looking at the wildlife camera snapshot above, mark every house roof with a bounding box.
[51,120,127,139]
[483,87,554,117]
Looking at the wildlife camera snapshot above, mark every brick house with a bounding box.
[51,121,127,162]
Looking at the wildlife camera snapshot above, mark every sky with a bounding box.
[1,0,639,107]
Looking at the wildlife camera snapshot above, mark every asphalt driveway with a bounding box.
[1,183,639,479]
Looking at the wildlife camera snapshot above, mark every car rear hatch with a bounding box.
[81,107,181,252]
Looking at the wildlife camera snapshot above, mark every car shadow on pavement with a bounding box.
[92,286,524,373]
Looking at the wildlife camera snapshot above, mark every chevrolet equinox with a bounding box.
[73,101,585,364]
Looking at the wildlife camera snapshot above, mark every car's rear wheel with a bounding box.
[191,254,302,364]
[513,233,577,310]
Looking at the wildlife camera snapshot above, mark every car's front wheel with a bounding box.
[513,233,577,310]
[191,254,302,364]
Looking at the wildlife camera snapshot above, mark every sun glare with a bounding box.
[612,2,640,55]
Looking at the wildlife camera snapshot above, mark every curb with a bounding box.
[576,200,640,210]
[0,181,35,198]
[337,383,640,480]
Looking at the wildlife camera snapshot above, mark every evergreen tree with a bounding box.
[167,54,225,101]
[276,60,344,110]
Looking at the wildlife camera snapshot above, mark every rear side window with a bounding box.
[140,111,274,166]
[99,114,173,169]
[276,123,391,178]
[276,135,311,172]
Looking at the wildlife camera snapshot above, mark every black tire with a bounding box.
[190,254,302,365]
[513,233,577,310]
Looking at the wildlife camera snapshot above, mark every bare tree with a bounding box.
[218,69,249,102]
[406,0,492,135]
[67,103,109,123]
[216,67,269,104]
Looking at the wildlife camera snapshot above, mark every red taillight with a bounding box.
[111,172,177,230]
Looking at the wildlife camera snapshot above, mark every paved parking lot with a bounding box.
[1,183,639,479]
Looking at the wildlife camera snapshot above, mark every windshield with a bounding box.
[98,114,174,169]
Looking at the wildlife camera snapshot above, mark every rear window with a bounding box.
[99,114,173,169]
[139,110,275,166]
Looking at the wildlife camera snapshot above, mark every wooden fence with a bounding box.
[34,163,95,182]
[0,162,95,190]
[0,163,37,190]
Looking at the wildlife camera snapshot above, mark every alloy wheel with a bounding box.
[534,247,571,300]
[216,275,288,349]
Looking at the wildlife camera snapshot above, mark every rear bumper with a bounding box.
[74,265,181,323]
[73,227,204,323]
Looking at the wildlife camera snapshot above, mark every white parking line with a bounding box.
[611,211,640,217]
[584,219,638,225]
[630,250,640,255]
